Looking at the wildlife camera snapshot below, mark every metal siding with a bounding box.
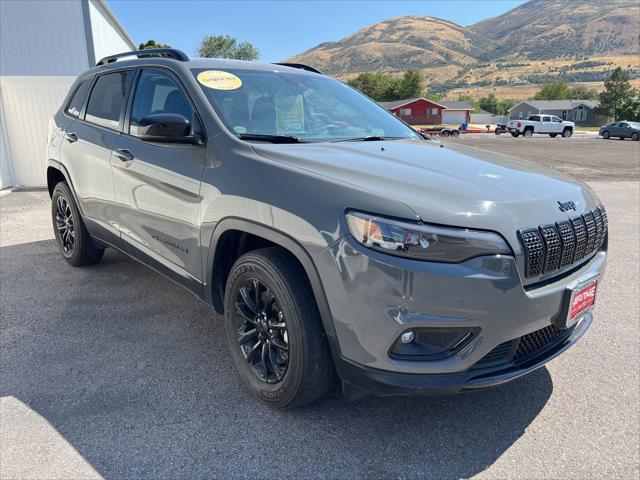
[88,0,135,64]
[0,76,75,186]
[0,0,88,76]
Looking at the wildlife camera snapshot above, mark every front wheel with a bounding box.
[549,133,558,138]
[495,126,502,135]
[51,182,104,266]
[602,130,610,139]
[632,132,639,141]
[224,247,335,408]
[562,128,573,138]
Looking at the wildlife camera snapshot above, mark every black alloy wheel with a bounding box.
[55,195,75,254]
[234,278,290,383]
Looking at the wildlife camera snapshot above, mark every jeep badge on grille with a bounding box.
[558,200,577,212]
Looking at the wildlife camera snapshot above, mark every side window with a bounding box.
[129,69,196,137]
[530,115,540,121]
[553,116,562,123]
[542,116,550,122]
[85,71,132,129]
[66,79,92,118]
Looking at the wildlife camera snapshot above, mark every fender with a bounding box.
[46,160,84,214]
[205,217,338,342]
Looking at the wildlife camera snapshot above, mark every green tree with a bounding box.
[618,96,640,121]
[598,67,637,120]
[138,39,171,50]
[479,93,499,113]
[569,85,598,100]
[396,69,424,99]
[348,72,394,100]
[533,81,572,100]
[496,99,515,116]
[457,94,478,111]
[197,35,259,60]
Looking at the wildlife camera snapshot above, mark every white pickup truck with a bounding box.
[507,114,575,138]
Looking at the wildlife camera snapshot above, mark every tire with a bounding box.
[523,128,533,138]
[495,127,502,135]
[549,133,558,138]
[602,130,610,139]
[562,128,573,138]
[511,132,520,137]
[224,247,335,408]
[632,132,639,141]
[450,130,460,137]
[440,130,450,138]
[51,182,104,266]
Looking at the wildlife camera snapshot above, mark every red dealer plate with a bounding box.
[561,275,598,329]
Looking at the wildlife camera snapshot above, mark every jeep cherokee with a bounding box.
[46,49,608,407]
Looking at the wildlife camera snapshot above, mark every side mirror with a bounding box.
[135,114,203,144]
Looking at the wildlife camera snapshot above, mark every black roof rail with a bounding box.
[273,63,324,75]
[96,48,190,66]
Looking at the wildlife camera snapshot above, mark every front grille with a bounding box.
[473,322,575,370]
[519,205,607,278]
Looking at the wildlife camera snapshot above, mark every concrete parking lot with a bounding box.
[1,139,639,479]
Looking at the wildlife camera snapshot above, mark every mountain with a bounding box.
[286,0,640,93]
[472,0,640,60]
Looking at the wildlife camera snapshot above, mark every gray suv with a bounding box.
[46,49,608,407]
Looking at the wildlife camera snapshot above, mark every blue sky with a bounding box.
[108,0,526,62]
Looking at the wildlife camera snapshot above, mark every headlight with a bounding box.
[346,211,511,262]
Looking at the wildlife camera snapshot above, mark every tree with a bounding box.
[138,39,171,50]
[598,67,637,120]
[348,72,395,100]
[533,81,571,100]
[197,35,259,60]
[618,96,640,122]
[569,85,598,100]
[479,93,499,113]
[496,99,515,116]
[457,94,478,111]
[396,69,424,99]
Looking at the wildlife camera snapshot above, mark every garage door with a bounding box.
[442,110,467,125]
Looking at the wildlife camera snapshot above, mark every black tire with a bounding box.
[495,127,502,135]
[602,130,610,139]
[511,132,520,137]
[562,128,573,138]
[523,128,533,138]
[632,132,639,141]
[51,182,104,266]
[450,130,460,137]
[549,133,558,138]
[224,247,334,408]
[440,130,450,138]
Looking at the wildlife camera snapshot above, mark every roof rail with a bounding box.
[96,48,190,66]
[273,63,324,75]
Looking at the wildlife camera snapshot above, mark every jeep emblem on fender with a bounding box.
[558,200,577,212]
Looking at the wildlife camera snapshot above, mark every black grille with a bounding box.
[473,341,513,368]
[519,206,606,278]
[514,323,562,359]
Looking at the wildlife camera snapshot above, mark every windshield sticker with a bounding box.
[197,70,242,90]
[276,93,305,134]
[233,125,247,134]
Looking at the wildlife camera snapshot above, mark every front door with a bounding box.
[110,68,206,290]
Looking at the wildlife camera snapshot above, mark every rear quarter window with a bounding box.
[65,79,92,118]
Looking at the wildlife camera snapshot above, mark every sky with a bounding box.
[108,0,527,62]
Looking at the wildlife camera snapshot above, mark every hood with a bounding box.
[252,139,600,245]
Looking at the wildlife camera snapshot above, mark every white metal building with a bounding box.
[0,0,135,188]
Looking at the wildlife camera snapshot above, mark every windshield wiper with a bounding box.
[238,133,307,144]
[332,135,405,142]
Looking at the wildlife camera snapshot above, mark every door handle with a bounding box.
[113,148,134,162]
[64,132,78,143]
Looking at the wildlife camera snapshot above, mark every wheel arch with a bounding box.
[206,218,337,340]
[46,161,83,214]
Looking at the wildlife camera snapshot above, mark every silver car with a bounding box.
[46,49,608,407]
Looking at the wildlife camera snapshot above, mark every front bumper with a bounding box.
[315,235,606,395]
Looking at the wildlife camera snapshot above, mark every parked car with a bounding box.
[507,114,575,138]
[46,49,608,408]
[599,121,640,141]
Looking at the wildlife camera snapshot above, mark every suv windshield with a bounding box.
[191,68,421,142]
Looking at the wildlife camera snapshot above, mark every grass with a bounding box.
[575,126,602,132]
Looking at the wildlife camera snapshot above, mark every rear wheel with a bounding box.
[51,182,104,266]
[523,128,533,138]
[632,132,639,141]
[495,126,502,135]
[602,130,610,139]
[440,130,450,138]
[224,247,334,408]
[511,132,520,137]
[549,133,558,138]
[562,128,573,138]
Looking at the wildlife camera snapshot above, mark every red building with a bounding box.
[378,98,473,126]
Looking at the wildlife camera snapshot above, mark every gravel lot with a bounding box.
[1,150,639,478]
[446,134,640,182]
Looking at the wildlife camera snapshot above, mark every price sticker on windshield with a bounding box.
[197,70,242,90]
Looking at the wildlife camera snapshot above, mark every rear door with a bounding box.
[59,70,134,243]
[111,67,206,289]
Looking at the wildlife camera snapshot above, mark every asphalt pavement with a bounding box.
[1,180,638,479]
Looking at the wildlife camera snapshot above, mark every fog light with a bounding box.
[400,330,415,344]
